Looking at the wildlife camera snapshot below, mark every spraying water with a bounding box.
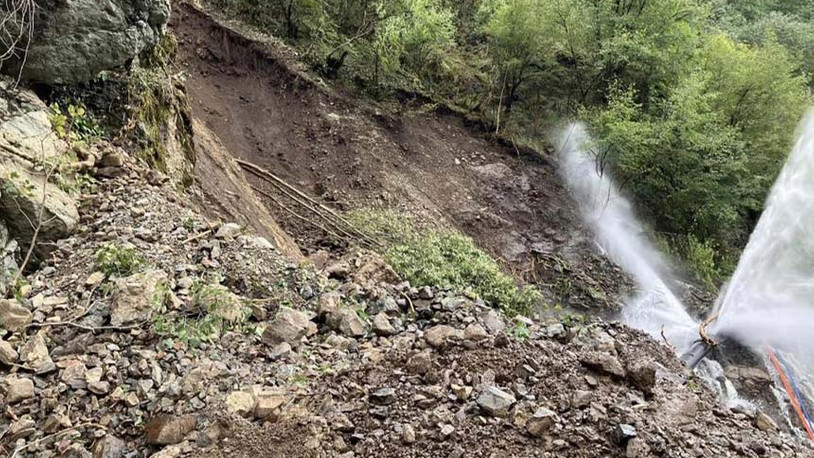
[710,110,814,366]
[557,123,697,352]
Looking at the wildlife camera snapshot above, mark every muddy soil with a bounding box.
[170,3,631,313]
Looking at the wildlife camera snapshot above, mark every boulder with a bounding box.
[0,299,31,332]
[0,80,77,258]
[253,387,289,419]
[110,270,168,326]
[6,0,171,83]
[327,308,367,337]
[580,352,626,378]
[145,415,198,445]
[226,391,256,418]
[262,307,316,346]
[424,325,463,348]
[476,386,516,417]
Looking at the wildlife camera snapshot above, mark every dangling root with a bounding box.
[699,311,721,348]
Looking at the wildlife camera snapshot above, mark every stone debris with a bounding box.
[0,171,804,458]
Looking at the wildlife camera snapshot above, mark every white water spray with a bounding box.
[710,110,814,366]
[557,123,697,352]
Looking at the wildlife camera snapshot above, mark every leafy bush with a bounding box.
[94,243,145,277]
[349,208,541,315]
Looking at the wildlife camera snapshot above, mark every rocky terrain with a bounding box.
[0,160,807,456]
[0,1,811,457]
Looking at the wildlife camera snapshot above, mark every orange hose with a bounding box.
[766,345,814,441]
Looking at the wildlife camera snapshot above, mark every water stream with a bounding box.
[557,123,697,353]
[558,110,814,433]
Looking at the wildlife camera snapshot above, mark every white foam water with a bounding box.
[557,123,697,352]
[710,110,814,368]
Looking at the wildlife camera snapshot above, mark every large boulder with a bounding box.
[5,0,171,83]
[0,78,77,260]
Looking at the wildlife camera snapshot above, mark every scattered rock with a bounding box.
[418,286,434,300]
[627,360,657,394]
[476,386,516,417]
[755,412,777,432]
[581,352,626,378]
[19,332,54,374]
[572,390,593,408]
[4,376,35,403]
[406,352,432,375]
[402,424,416,444]
[625,437,650,458]
[372,312,395,336]
[92,435,126,458]
[424,325,462,348]
[262,307,316,346]
[145,415,198,445]
[370,387,397,405]
[526,407,558,437]
[0,299,32,332]
[613,424,637,445]
[254,387,289,419]
[481,310,505,333]
[327,308,367,337]
[0,338,18,365]
[60,359,89,389]
[215,223,242,240]
[464,323,489,342]
[85,271,106,286]
[110,270,169,326]
[226,391,257,417]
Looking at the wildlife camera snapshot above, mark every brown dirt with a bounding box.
[170,2,631,312]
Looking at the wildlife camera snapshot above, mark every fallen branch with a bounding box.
[251,185,347,242]
[238,159,379,247]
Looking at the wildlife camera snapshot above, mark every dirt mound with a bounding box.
[170,2,631,312]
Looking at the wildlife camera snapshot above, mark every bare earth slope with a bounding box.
[170,3,629,312]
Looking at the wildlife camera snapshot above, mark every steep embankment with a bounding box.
[170,2,629,312]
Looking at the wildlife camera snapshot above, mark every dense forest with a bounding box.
[208,0,813,283]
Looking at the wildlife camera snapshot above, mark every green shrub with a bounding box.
[348,208,541,315]
[94,243,145,277]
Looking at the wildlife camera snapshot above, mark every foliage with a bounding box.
[94,243,145,277]
[207,0,814,285]
[348,208,541,315]
[47,102,104,145]
[154,281,250,348]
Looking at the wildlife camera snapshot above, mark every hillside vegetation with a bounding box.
[206,0,812,282]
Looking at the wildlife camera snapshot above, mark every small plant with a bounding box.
[47,103,103,145]
[94,243,145,277]
[511,322,530,340]
[348,208,541,315]
[154,281,249,348]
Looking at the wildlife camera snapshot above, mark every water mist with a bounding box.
[557,123,697,352]
[710,110,814,367]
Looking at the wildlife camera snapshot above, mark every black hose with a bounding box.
[681,340,715,369]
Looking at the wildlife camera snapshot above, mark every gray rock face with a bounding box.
[7,0,171,83]
[0,79,78,260]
